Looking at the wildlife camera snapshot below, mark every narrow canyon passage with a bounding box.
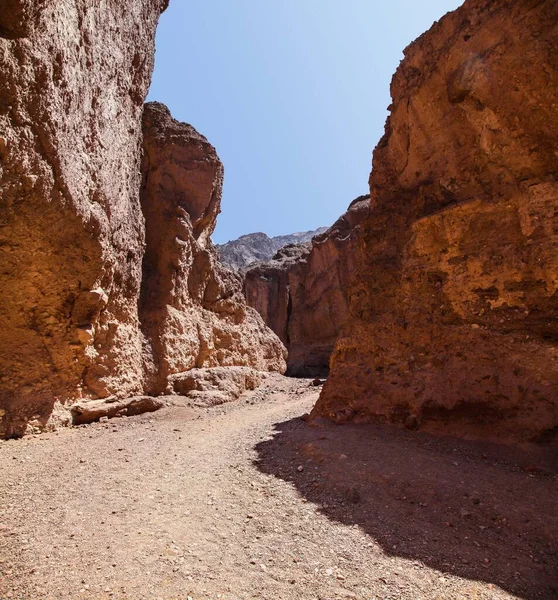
[1,377,556,600]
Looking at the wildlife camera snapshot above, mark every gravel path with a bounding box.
[1,375,556,600]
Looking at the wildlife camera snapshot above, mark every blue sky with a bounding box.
[148,0,463,243]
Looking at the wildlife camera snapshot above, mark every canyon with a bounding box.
[0,0,557,598]
[313,0,558,443]
[244,196,369,375]
[0,1,285,439]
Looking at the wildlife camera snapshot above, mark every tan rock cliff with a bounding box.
[140,102,286,395]
[0,0,168,437]
[313,0,558,442]
[0,4,285,437]
[245,197,369,376]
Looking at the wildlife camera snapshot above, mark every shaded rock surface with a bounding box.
[216,227,328,271]
[139,103,286,395]
[314,0,558,442]
[245,197,369,376]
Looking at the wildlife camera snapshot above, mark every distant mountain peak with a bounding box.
[216,227,328,271]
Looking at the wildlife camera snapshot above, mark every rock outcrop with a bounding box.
[169,366,263,407]
[0,0,169,438]
[313,0,558,442]
[245,197,369,376]
[216,227,328,271]
[0,5,285,438]
[140,102,286,395]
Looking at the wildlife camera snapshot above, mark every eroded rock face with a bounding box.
[0,6,285,438]
[140,103,286,394]
[314,0,558,441]
[245,197,369,376]
[0,0,168,437]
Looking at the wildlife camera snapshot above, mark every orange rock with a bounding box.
[0,0,168,438]
[139,103,285,395]
[313,0,558,442]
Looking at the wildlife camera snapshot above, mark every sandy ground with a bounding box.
[1,374,556,600]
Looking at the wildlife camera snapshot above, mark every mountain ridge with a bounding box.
[216,226,328,271]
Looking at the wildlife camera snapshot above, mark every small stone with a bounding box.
[297,465,304,472]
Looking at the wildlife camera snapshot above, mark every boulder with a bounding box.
[71,396,165,426]
[169,366,263,406]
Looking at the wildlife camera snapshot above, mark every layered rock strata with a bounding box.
[0,4,285,437]
[139,102,286,395]
[313,0,558,442]
[245,197,369,376]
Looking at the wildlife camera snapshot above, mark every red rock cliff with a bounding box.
[245,197,369,376]
[313,0,558,442]
[0,4,286,437]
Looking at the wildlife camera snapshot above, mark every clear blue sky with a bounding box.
[148,0,463,244]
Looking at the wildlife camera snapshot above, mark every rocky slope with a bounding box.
[245,197,369,375]
[0,5,285,438]
[313,0,558,442]
[217,227,328,271]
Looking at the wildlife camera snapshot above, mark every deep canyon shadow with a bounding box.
[254,416,557,600]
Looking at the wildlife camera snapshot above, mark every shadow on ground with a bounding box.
[255,416,557,600]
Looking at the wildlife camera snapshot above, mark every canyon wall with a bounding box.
[0,3,285,437]
[313,0,558,441]
[245,197,369,376]
[0,0,168,437]
[140,102,286,395]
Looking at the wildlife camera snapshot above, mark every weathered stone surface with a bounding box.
[139,102,286,394]
[71,396,165,426]
[0,6,285,438]
[169,366,263,406]
[217,227,328,271]
[245,197,369,376]
[313,0,558,442]
[0,0,168,438]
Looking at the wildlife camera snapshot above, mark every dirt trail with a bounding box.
[1,375,556,600]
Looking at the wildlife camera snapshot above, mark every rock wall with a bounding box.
[313,0,558,442]
[0,4,285,438]
[140,102,286,395]
[0,0,168,437]
[245,197,369,376]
